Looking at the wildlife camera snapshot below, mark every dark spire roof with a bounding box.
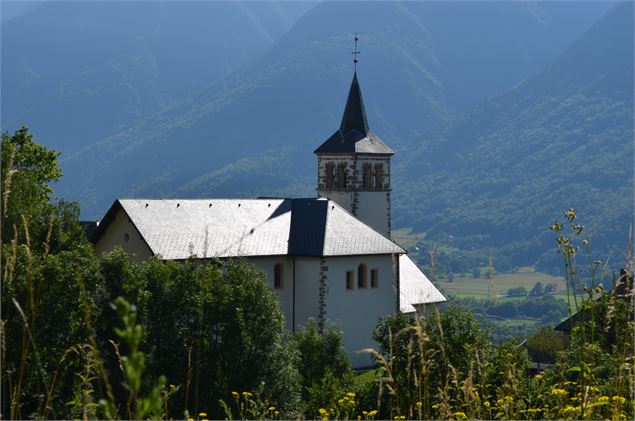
[340,72,369,135]
[314,72,393,155]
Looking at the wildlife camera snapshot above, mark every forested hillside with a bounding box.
[396,1,634,270]
[49,1,613,218]
[2,1,628,270]
[1,1,314,152]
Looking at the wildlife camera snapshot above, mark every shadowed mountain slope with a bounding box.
[2,0,314,151]
[395,1,634,269]
[53,1,614,218]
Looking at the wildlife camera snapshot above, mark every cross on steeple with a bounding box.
[352,33,360,71]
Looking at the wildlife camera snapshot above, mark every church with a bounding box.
[90,68,446,368]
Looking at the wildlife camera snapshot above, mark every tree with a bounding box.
[544,283,556,294]
[289,319,353,417]
[530,281,544,296]
[1,127,63,248]
[372,307,491,418]
[495,256,513,274]
[98,251,302,418]
[507,286,528,297]
[525,326,564,364]
[1,127,103,419]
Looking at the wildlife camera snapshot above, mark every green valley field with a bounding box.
[436,267,565,300]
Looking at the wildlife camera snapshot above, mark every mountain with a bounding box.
[51,1,614,217]
[395,1,634,270]
[1,1,314,151]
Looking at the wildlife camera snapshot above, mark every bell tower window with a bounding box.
[374,163,384,190]
[362,164,372,189]
[337,163,348,189]
[324,163,335,190]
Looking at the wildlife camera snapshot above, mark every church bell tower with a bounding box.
[314,59,393,238]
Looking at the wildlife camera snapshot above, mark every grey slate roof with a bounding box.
[92,198,405,259]
[314,72,393,155]
[399,254,447,311]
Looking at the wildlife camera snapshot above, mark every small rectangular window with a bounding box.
[371,269,379,288]
[346,271,354,290]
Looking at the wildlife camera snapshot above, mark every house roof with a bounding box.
[399,254,447,312]
[555,269,634,332]
[91,198,405,259]
[314,72,393,155]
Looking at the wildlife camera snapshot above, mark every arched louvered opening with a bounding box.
[337,163,348,189]
[374,163,384,190]
[362,164,372,189]
[325,163,335,189]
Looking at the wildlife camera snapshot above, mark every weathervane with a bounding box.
[352,32,360,71]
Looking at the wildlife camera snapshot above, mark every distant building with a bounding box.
[555,269,633,345]
[90,70,446,368]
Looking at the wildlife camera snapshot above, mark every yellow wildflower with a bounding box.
[368,410,378,417]
[590,386,600,393]
[338,398,345,405]
[187,418,194,421]
[612,396,626,405]
[274,410,280,416]
[454,411,467,419]
[534,374,543,380]
[242,391,253,398]
[562,405,578,415]
[268,406,276,411]
[202,419,209,421]
[198,413,207,417]
[598,396,610,404]
[347,392,356,398]
[551,388,567,397]
[319,408,328,416]
[416,401,423,407]
[431,404,440,409]
[484,401,490,408]
[362,411,368,415]
[231,391,239,397]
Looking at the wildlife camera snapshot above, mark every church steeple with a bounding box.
[340,72,369,136]
[314,35,394,238]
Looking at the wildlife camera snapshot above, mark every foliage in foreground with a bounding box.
[1,127,633,420]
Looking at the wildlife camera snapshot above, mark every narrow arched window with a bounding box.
[325,163,335,190]
[358,264,367,288]
[374,164,384,190]
[362,164,372,189]
[274,263,283,289]
[337,163,348,189]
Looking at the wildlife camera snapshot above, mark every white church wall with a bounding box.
[248,256,295,331]
[319,191,354,213]
[355,192,390,237]
[323,254,396,368]
[293,257,322,329]
[94,208,153,261]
